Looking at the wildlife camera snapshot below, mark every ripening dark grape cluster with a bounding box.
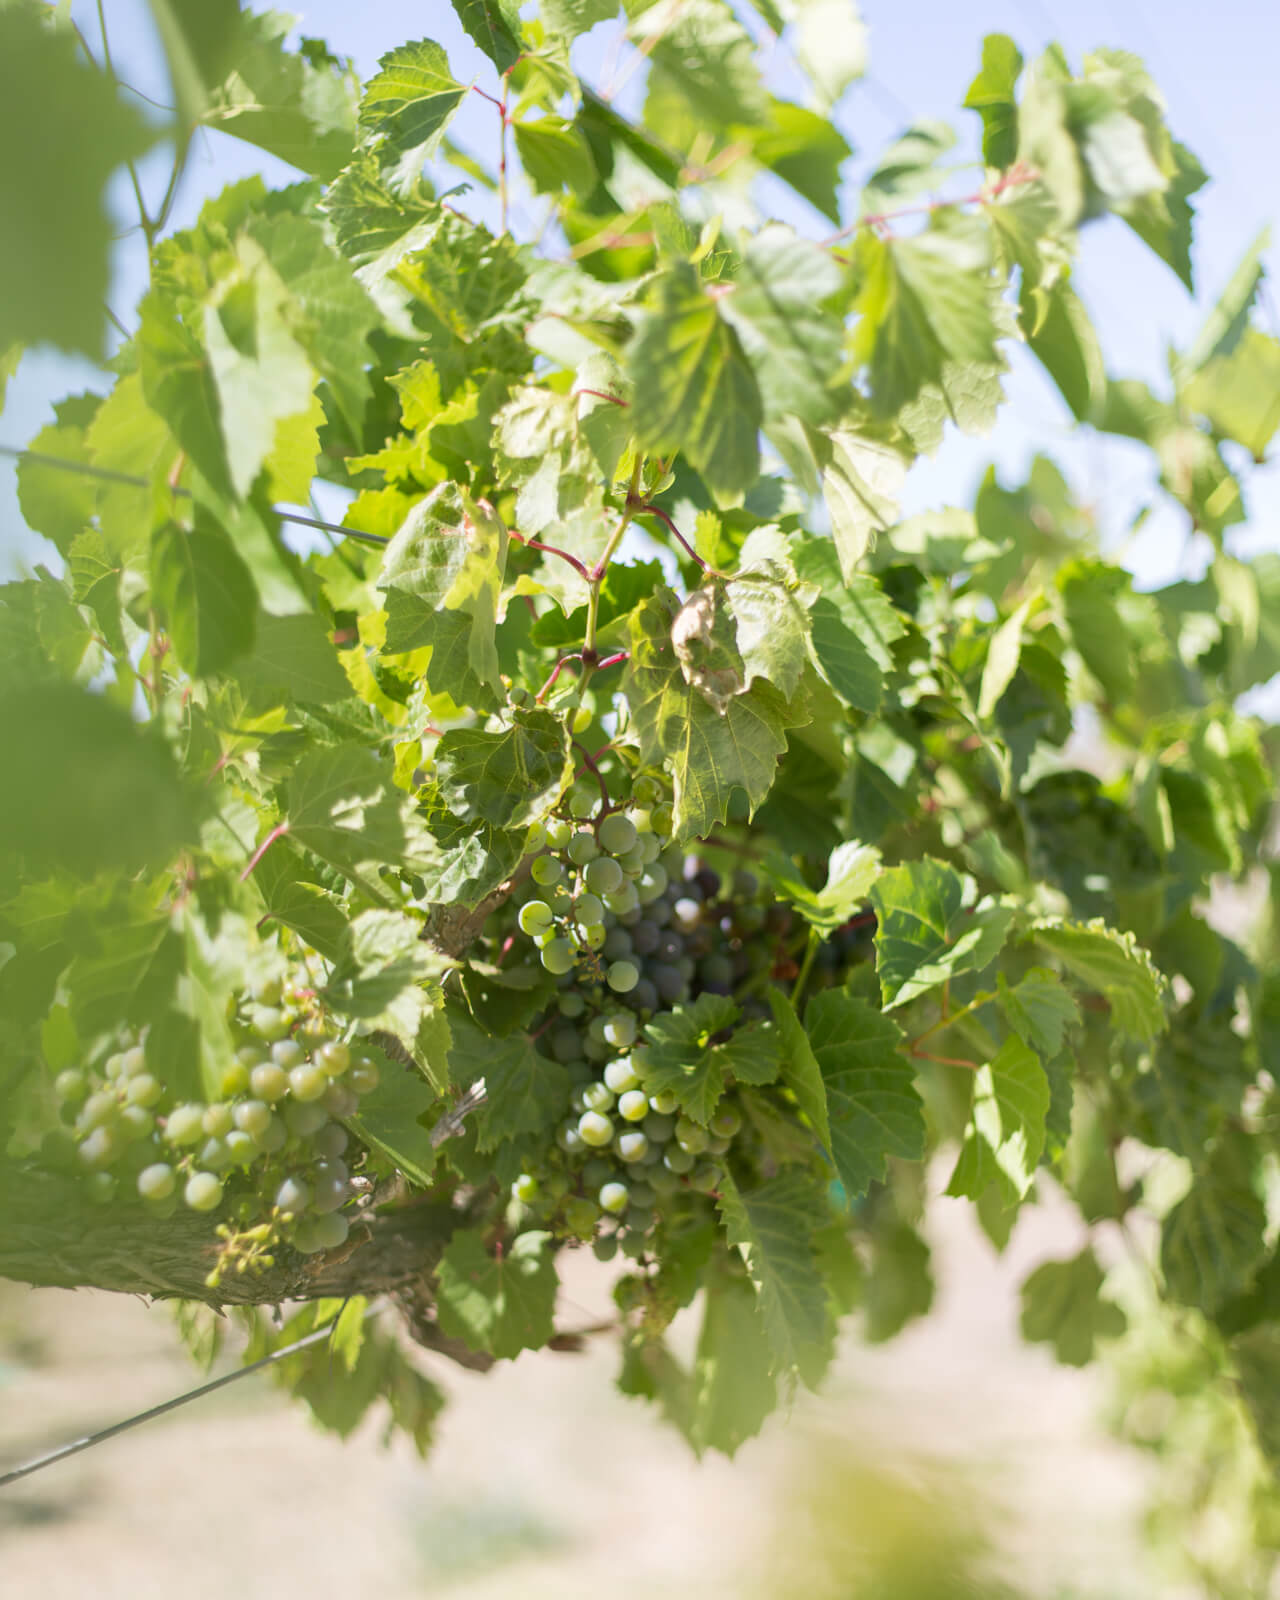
[45,975,378,1257]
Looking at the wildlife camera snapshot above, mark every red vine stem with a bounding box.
[239,821,290,882]
[537,654,582,702]
[629,499,730,580]
[575,388,629,407]
[508,527,592,581]
[826,162,1040,246]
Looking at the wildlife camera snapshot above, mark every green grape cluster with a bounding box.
[46,975,379,1259]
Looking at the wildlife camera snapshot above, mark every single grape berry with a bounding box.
[289,1064,327,1103]
[165,1103,206,1146]
[568,830,600,866]
[250,1063,289,1103]
[137,1163,176,1201]
[607,960,640,994]
[184,1171,224,1212]
[348,1059,380,1095]
[617,1089,649,1122]
[518,900,554,936]
[512,1173,540,1204]
[578,1110,615,1147]
[616,1130,649,1163]
[583,856,624,896]
[710,1105,742,1138]
[603,1058,640,1094]
[531,854,565,888]
[54,1069,89,1104]
[599,1181,629,1214]
[598,813,638,856]
[541,937,577,975]
[582,1082,615,1114]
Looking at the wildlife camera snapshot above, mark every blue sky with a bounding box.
[2,0,1277,591]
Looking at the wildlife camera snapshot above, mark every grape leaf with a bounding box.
[432,709,572,831]
[449,1018,571,1151]
[1019,1248,1125,1366]
[996,968,1080,1058]
[252,850,348,962]
[718,225,844,425]
[138,292,234,502]
[1027,277,1106,423]
[862,1218,933,1342]
[382,597,499,711]
[626,589,795,841]
[750,100,851,224]
[150,518,258,678]
[344,1046,441,1188]
[0,8,154,356]
[1161,1173,1267,1314]
[964,33,1023,169]
[231,612,351,707]
[806,425,909,578]
[792,536,905,712]
[946,1035,1050,1206]
[627,265,763,502]
[690,1275,777,1457]
[804,989,924,1199]
[1032,918,1168,1041]
[716,1169,829,1374]
[632,0,768,129]
[435,1228,558,1358]
[769,990,832,1153]
[789,0,867,111]
[640,993,742,1124]
[449,0,524,71]
[762,840,882,935]
[283,744,441,893]
[870,857,1014,1009]
[357,39,467,163]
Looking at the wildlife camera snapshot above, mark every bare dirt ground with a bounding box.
[0,1178,1181,1600]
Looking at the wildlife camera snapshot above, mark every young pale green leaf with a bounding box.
[231,611,351,707]
[432,709,571,831]
[1019,1248,1125,1366]
[150,518,258,678]
[718,226,844,425]
[626,589,795,841]
[750,101,851,224]
[435,1228,558,1358]
[627,265,763,502]
[946,1035,1050,1206]
[862,1218,934,1342]
[512,115,597,195]
[640,993,742,1124]
[448,0,524,71]
[325,147,440,285]
[344,1045,441,1187]
[792,536,905,712]
[1027,277,1106,423]
[138,293,234,503]
[382,597,499,711]
[805,425,908,578]
[1120,139,1205,290]
[977,596,1033,720]
[1057,557,1135,701]
[540,0,618,42]
[283,744,442,892]
[202,13,359,179]
[997,968,1080,1058]
[1032,918,1168,1041]
[804,988,923,1199]
[357,39,467,162]
[870,858,1014,1010]
[717,567,813,704]
[1181,330,1280,461]
[762,840,882,935]
[632,0,768,128]
[16,411,101,557]
[145,0,242,130]
[963,33,1023,168]
[788,0,867,111]
[1177,226,1270,379]
[717,1169,830,1373]
[323,909,446,1027]
[768,990,832,1154]
[0,8,154,357]
[252,849,349,963]
[851,213,1002,416]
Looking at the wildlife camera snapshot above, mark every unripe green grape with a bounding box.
[563,1196,599,1235]
[117,1047,147,1079]
[317,1041,350,1078]
[649,1091,679,1115]
[568,830,600,866]
[690,1162,722,1193]
[237,1044,267,1069]
[599,1180,629,1214]
[569,1084,591,1114]
[297,1016,329,1049]
[637,865,668,904]
[573,891,605,926]
[579,923,607,951]
[165,1103,206,1146]
[54,1068,89,1104]
[184,1171,223,1212]
[675,1116,708,1154]
[648,1165,682,1196]
[311,1176,351,1215]
[618,1089,649,1122]
[710,1105,742,1138]
[597,813,638,856]
[276,1176,312,1214]
[633,775,663,808]
[295,1211,349,1254]
[556,1119,586,1155]
[137,1163,176,1201]
[512,1173,540,1204]
[638,832,661,865]
[254,1115,288,1154]
[289,1064,327,1103]
[85,1170,117,1205]
[250,1006,290,1042]
[285,1099,328,1137]
[118,1104,155,1141]
[233,1099,271,1137]
[621,1232,648,1260]
[607,960,639,994]
[558,990,586,1019]
[583,1156,613,1185]
[593,1233,619,1262]
[618,843,648,877]
[224,1130,257,1167]
[616,1130,649,1163]
[103,1053,126,1080]
[583,856,623,896]
[271,1039,305,1070]
[348,1059,380,1096]
[78,1124,121,1168]
[649,802,673,836]
[219,1062,251,1097]
[604,882,641,917]
[203,1103,235,1137]
[525,820,548,852]
[199,1136,232,1171]
[603,1058,640,1094]
[627,1180,656,1208]
[544,1171,570,1201]
[643,1111,675,1142]
[518,899,554,936]
[571,705,594,736]
[540,937,577,976]
[706,1134,732,1157]
[602,1013,637,1050]
[544,817,572,849]
[568,787,598,819]
[578,1110,614,1147]
[663,1144,695,1174]
[322,1081,358,1117]
[582,1082,615,1114]
[532,926,556,949]
[78,1090,119,1132]
[250,1063,289,1103]
[314,1123,349,1159]
[531,854,564,888]
[251,974,283,1007]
